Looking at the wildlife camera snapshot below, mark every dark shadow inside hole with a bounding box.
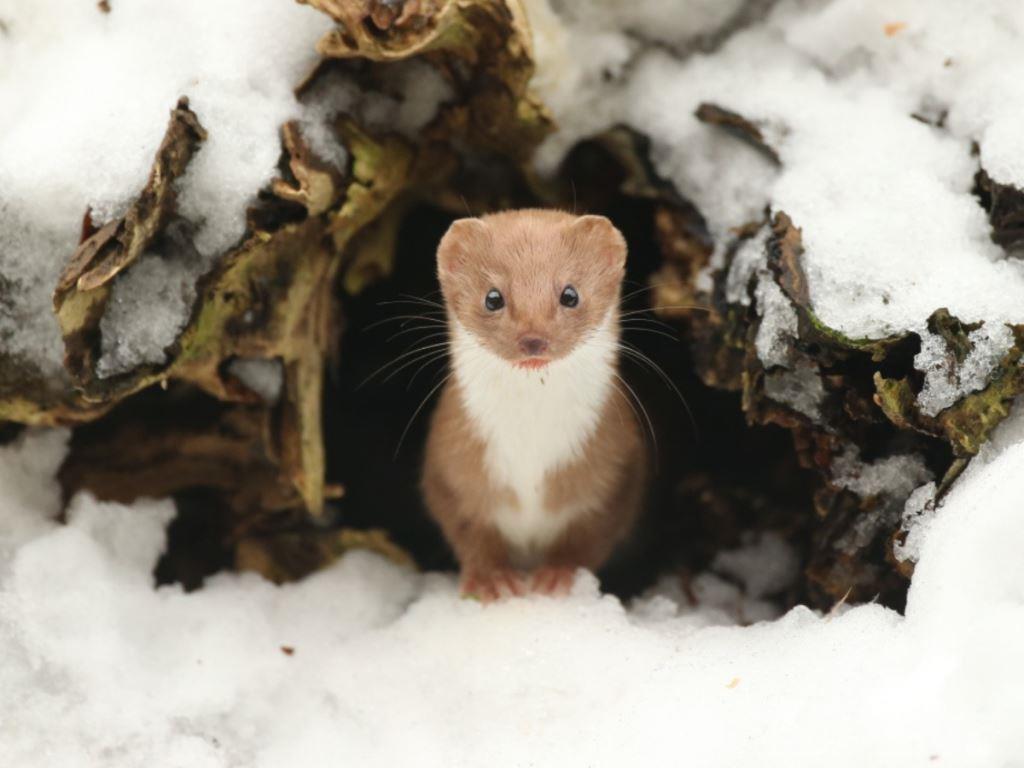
[325,196,817,600]
[325,205,457,573]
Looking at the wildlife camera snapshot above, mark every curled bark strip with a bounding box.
[306,0,551,159]
[766,211,809,307]
[52,97,206,389]
[695,102,781,165]
[56,97,206,298]
[271,121,344,217]
[975,169,1024,250]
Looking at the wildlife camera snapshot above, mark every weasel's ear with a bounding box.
[569,215,627,271]
[437,217,488,279]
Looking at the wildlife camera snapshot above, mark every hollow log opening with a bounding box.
[322,139,822,606]
[18,0,1005,622]
[54,129,941,613]
[49,115,973,616]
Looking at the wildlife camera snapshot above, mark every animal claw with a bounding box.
[530,566,576,596]
[460,569,527,602]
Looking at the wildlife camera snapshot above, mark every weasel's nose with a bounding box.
[518,336,550,356]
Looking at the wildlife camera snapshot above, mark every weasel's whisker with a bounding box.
[382,348,451,385]
[375,293,446,312]
[619,284,659,304]
[608,378,640,436]
[619,305,713,318]
[408,354,449,389]
[364,313,447,332]
[421,360,452,390]
[618,341,699,441]
[359,342,451,388]
[621,315,678,331]
[396,372,453,458]
[400,292,446,308]
[620,283,706,307]
[613,372,658,463]
[376,299,444,311]
[384,317,450,343]
[386,325,450,344]
[620,325,681,343]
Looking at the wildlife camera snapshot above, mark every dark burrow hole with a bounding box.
[324,187,819,603]
[71,142,822,607]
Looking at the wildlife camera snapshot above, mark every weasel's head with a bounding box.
[436,210,626,369]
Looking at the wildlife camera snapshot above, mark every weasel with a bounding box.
[421,209,647,601]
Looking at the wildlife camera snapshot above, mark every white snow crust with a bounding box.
[0,0,333,375]
[0,0,451,380]
[4,1,1024,765]
[526,0,1024,399]
[1,401,1024,766]
[227,358,285,404]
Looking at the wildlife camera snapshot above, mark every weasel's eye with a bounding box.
[484,288,505,311]
[560,285,579,308]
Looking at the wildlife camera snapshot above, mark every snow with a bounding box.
[764,360,826,421]
[724,227,768,306]
[895,481,938,564]
[298,58,452,167]
[833,448,932,500]
[227,358,285,404]
[915,322,1014,417]
[0,0,333,377]
[98,242,201,379]
[0,0,452,381]
[5,0,1024,763]
[753,270,798,369]
[527,0,1024,345]
[710,530,799,600]
[831,448,933,553]
[2,401,1024,765]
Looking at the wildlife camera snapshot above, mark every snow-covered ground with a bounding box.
[0,0,449,379]
[1,406,1023,767]
[4,0,1024,764]
[529,0,1024,411]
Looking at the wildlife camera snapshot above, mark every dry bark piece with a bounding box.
[308,0,551,159]
[0,0,546,588]
[271,121,345,216]
[873,322,1024,457]
[304,0,444,54]
[975,169,1024,250]
[0,361,112,426]
[56,97,206,298]
[329,118,456,294]
[59,387,302,522]
[766,212,907,362]
[695,102,782,165]
[52,114,425,517]
[657,204,951,607]
[766,211,809,307]
[927,308,982,363]
[53,98,207,386]
[236,527,414,583]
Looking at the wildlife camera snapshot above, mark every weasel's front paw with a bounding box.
[460,569,527,602]
[531,566,577,596]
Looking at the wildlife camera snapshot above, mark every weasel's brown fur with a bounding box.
[421,209,646,600]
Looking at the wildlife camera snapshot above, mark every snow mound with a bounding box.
[2,398,1024,765]
[227,357,285,404]
[527,0,1024,348]
[0,0,333,375]
[1,1,449,379]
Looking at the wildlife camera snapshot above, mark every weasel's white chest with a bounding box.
[451,319,616,554]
